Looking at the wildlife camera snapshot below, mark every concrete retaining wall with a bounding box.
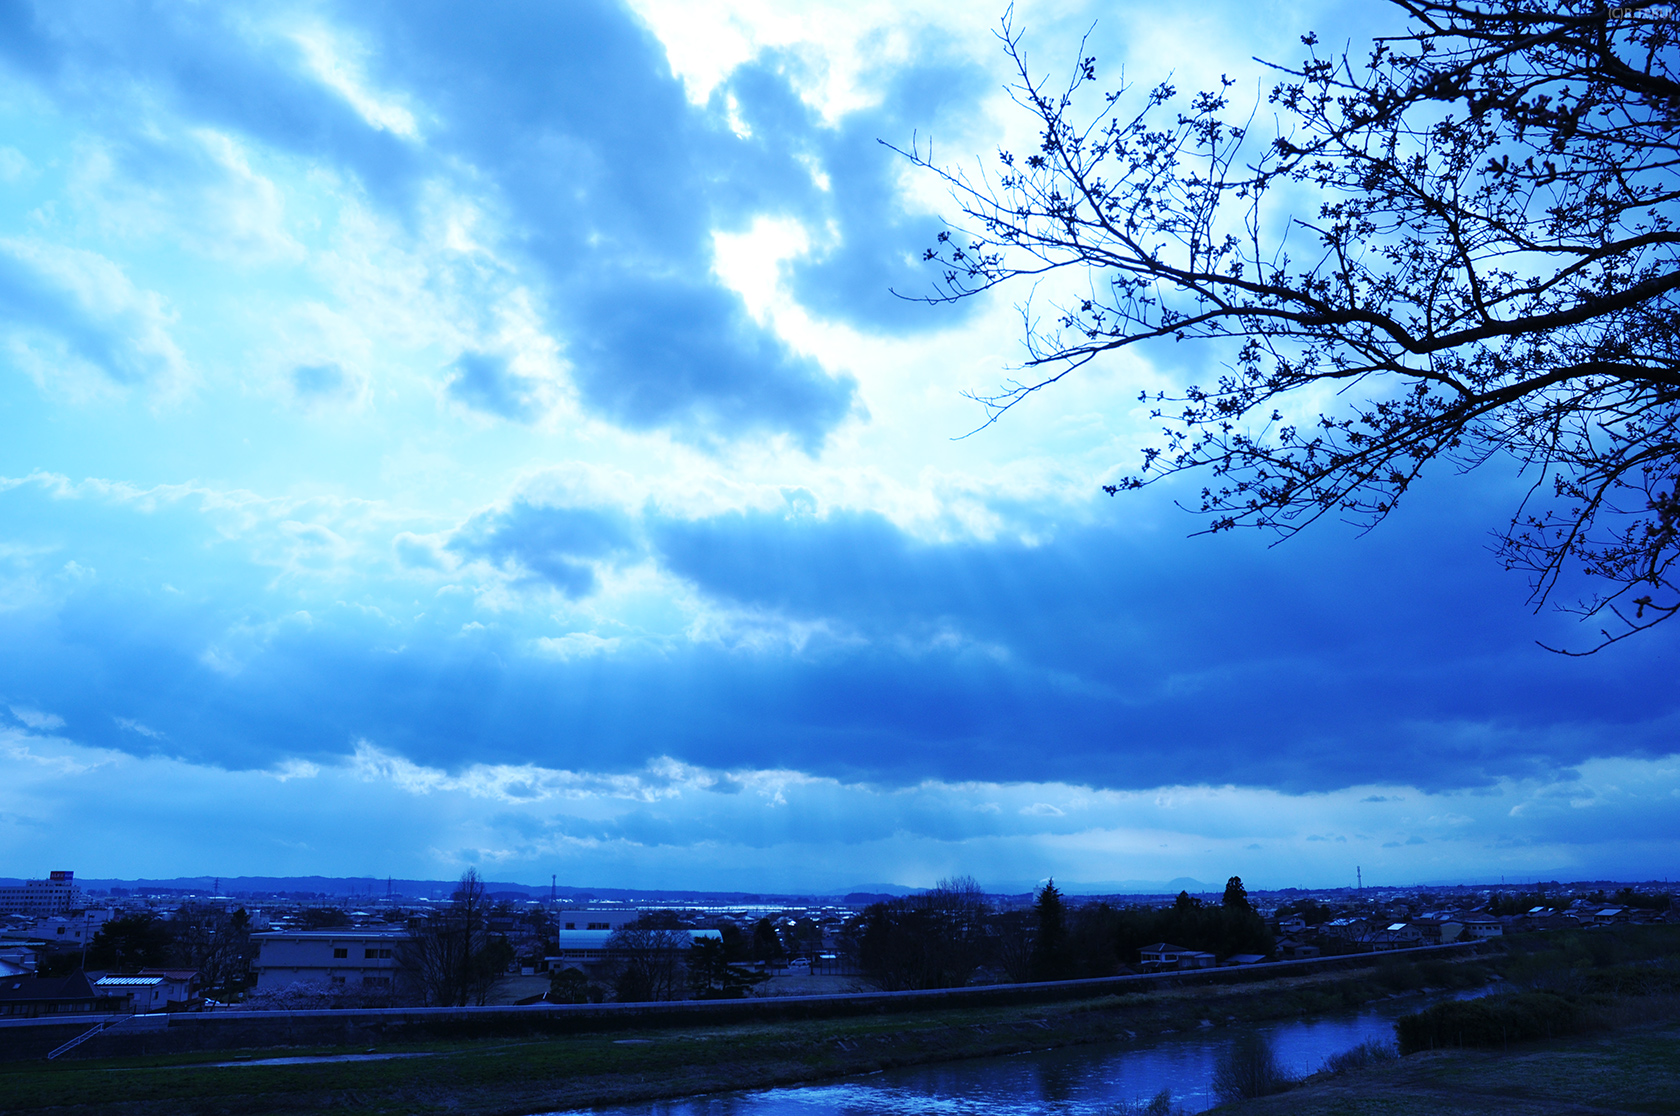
[1,942,1476,1062]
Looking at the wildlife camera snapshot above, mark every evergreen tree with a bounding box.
[1030,879,1071,981]
[1222,876,1251,911]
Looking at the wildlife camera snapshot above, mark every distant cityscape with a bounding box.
[2,868,1674,1018]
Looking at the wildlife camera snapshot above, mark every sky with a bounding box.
[1,0,1675,895]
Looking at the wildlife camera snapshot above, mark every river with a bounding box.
[544,990,1475,1116]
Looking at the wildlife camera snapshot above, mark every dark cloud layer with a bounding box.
[450,498,639,597]
[3,477,1673,796]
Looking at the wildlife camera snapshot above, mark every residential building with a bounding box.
[25,911,114,949]
[93,974,185,1013]
[251,928,411,992]
[1137,942,1217,970]
[0,971,119,1018]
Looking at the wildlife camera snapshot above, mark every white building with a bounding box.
[0,871,83,917]
[552,908,645,932]
[549,928,721,970]
[251,928,412,991]
[25,910,114,947]
[93,970,198,1012]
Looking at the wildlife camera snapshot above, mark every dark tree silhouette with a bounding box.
[1222,876,1251,911]
[169,904,253,995]
[1030,879,1072,981]
[854,877,991,990]
[900,1,1680,650]
[85,912,173,971]
[604,922,690,1002]
[750,916,786,964]
[401,868,503,1006]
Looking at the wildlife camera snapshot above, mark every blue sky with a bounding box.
[1,0,1676,893]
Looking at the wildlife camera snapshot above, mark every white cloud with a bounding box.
[113,717,166,740]
[0,146,30,182]
[291,26,421,139]
[9,706,65,731]
[532,632,621,659]
[0,239,189,395]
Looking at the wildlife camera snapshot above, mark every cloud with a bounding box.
[6,468,1679,796]
[290,362,351,398]
[449,498,641,597]
[7,722,1680,888]
[724,48,990,333]
[533,632,621,660]
[68,127,301,262]
[445,350,544,422]
[561,278,857,448]
[0,239,186,390]
[0,0,993,445]
[114,716,166,739]
[9,706,65,731]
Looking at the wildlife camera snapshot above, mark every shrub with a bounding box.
[1322,1039,1397,1075]
[1211,1032,1295,1102]
[1395,992,1582,1054]
[1375,959,1427,993]
[1113,1088,1188,1116]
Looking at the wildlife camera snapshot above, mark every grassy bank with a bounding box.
[0,960,1489,1116]
[1187,926,1680,1116]
[1398,927,1680,1054]
[1209,1017,1680,1116]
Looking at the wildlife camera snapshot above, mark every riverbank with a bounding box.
[1211,1015,1680,1115]
[0,959,1490,1116]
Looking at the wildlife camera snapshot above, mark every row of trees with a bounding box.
[77,904,254,996]
[852,876,1274,991]
[81,871,1279,1005]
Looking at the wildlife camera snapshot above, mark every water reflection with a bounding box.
[547,993,1456,1116]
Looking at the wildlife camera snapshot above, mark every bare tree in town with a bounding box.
[604,922,691,1002]
[401,869,506,1006]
